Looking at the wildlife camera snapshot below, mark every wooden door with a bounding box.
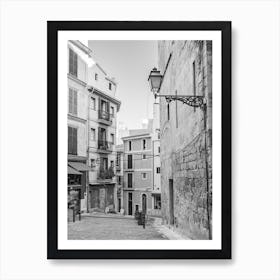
[169,179,174,224]
[142,194,147,213]
[90,188,99,209]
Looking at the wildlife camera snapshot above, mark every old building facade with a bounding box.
[151,103,161,215]
[115,144,124,212]
[122,131,153,216]
[67,40,92,221]
[86,61,121,213]
[158,40,212,239]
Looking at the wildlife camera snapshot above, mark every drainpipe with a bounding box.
[86,92,90,213]
[203,102,211,240]
[202,41,212,240]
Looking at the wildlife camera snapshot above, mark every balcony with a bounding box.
[98,140,113,153]
[98,110,112,125]
[98,167,115,181]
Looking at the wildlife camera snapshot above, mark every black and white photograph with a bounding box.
[48,21,231,259]
[67,39,213,241]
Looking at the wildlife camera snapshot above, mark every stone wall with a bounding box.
[158,40,212,240]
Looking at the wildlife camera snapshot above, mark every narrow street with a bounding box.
[68,214,168,240]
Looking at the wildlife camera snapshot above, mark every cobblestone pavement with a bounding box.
[68,215,168,240]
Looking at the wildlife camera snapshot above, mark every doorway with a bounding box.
[128,192,133,215]
[169,179,174,225]
[118,198,121,212]
[90,188,99,209]
[142,194,147,213]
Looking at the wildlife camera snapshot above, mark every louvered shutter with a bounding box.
[74,52,77,77]
[68,126,72,154]
[69,49,72,74]
[68,88,73,114]
[73,127,77,155]
[73,90,77,115]
[98,97,101,116]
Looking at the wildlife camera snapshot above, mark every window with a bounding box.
[128,173,133,188]
[143,139,146,150]
[142,173,147,179]
[95,73,98,81]
[116,152,121,167]
[69,48,77,77]
[129,141,132,151]
[68,88,77,115]
[142,154,146,160]
[158,132,160,139]
[110,160,114,168]
[110,106,114,117]
[158,147,160,153]
[91,159,96,168]
[90,128,96,141]
[127,154,133,169]
[110,133,114,144]
[117,176,122,185]
[68,126,77,155]
[156,167,160,173]
[167,103,170,121]
[154,195,161,210]
[109,82,112,90]
[90,97,96,110]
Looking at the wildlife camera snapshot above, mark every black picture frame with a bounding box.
[47,21,231,259]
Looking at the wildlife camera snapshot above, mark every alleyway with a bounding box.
[68,214,169,240]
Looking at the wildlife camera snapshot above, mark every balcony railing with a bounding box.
[98,140,113,151]
[98,167,115,180]
[98,110,111,121]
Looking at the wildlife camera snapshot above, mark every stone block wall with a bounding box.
[158,40,212,240]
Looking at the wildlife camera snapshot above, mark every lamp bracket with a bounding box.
[155,94,206,108]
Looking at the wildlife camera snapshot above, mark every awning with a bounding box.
[68,165,82,175]
[68,161,91,171]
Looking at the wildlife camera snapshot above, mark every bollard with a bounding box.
[141,212,146,229]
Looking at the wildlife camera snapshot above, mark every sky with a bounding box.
[88,40,158,130]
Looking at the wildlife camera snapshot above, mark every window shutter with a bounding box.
[73,90,77,115]
[98,97,101,112]
[98,127,101,143]
[68,126,72,154]
[68,88,73,114]
[69,49,72,74]
[73,127,77,155]
[74,52,78,77]
[107,101,110,113]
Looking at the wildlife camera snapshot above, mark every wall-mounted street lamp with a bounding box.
[148,67,206,109]
[148,66,212,239]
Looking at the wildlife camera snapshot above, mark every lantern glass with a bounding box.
[148,68,162,93]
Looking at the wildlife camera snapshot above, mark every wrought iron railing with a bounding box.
[98,110,111,121]
[98,167,115,180]
[98,140,113,151]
